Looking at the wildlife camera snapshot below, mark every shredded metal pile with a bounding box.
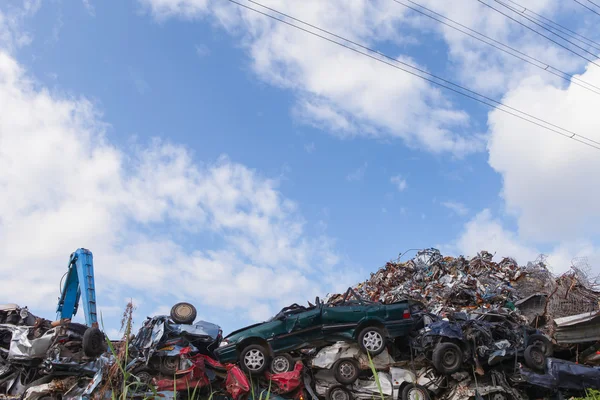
[326,248,600,327]
[1,248,600,400]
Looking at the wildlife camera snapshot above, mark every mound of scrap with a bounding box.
[327,248,600,336]
[1,248,600,400]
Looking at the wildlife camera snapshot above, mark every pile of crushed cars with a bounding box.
[2,248,600,400]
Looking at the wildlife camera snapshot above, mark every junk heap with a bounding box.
[1,248,600,400]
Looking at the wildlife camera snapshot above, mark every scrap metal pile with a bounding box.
[1,248,600,400]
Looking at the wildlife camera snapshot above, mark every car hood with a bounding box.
[225,320,281,340]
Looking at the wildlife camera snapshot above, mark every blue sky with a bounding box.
[1,0,599,338]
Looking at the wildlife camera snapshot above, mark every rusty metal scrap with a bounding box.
[1,248,600,400]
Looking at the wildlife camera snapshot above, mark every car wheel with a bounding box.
[129,367,154,388]
[402,384,431,400]
[490,393,508,400]
[326,385,352,400]
[159,356,180,375]
[527,334,553,357]
[524,345,545,372]
[358,326,386,356]
[432,342,463,375]
[240,344,269,375]
[333,358,360,385]
[82,327,107,357]
[270,353,294,374]
[170,302,197,325]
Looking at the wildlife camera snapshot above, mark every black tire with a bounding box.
[333,358,360,385]
[432,342,463,375]
[326,385,352,400]
[527,334,553,357]
[524,345,545,372]
[489,393,508,400]
[82,327,106,357]
[130,367,154,384]
[159,356,180,375]
[402,384,431,400]
[270,353,294,374]
[170,302,197,324]
[357,326,386,356]
[240,344,269,375]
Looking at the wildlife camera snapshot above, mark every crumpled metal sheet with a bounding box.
[518,357,600,392]
[311,342,394,370]
[3,324,55,361]
[171,320,221,340]
[153,355,211,392]
[265,361,304,394]
[225,364,250,400]
[314,367,425,399]
[353,371,393,397]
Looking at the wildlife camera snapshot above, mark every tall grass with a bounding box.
[366,351,386,400]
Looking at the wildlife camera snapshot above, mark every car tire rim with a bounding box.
[163,357,178,371]
[271,356,290,374]
[408,388,426,400]
[443,350,457,367]
[175,304,193,319]
[339,361,356,379]
[137,372,152,384]
[245,349,265,371]
[363,331,383,352]
[491,394,506,400]
[331,389,349,400]
[532,350,544,365]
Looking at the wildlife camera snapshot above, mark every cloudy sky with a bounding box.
[1,0,599,337]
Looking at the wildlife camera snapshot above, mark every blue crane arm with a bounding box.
[56,248,98,328]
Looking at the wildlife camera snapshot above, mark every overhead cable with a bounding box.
[479,0,600,69]
[572,0,600,17]
[391,0,600,96]
[224,0,600,151]
[499,0,600,50]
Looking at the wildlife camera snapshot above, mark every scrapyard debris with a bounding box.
[1,248,600,400]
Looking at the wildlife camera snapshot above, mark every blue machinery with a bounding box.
[56,248,99,328]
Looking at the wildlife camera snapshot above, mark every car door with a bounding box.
[270,307,322,352]
[322,302,366,340]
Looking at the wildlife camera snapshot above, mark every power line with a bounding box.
[479,0,600,69]
[573,0,600,17]
[587,0,600,9]
[390,0,600,96]
[500,0,600,51]
[225,0,600,151]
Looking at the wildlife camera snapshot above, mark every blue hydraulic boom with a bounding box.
[56,248,99,328]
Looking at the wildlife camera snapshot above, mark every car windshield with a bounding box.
[268,303,315,321]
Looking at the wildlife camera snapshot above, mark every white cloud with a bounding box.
[129,67,150,94]
[448,209,600,275]
[304,142,315,154]
[442,201,468,216]
[195,43,210,57]
[0,2,40,51]
[346,162,368,182]
[138,0,483,156]
[486,63,600,243]
[82,0,95,17]
[0,50,342,325]
[390,174,407,191]
[450,209,540,263]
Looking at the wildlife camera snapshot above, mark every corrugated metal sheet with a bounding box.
[555,311,600,327]
[554,311,600,344]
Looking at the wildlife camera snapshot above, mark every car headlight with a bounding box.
[219,339,230,348]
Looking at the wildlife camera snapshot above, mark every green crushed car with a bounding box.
[214,288,424,374]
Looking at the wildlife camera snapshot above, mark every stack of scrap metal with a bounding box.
[326,248,600,329]
[1,249,599,400]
